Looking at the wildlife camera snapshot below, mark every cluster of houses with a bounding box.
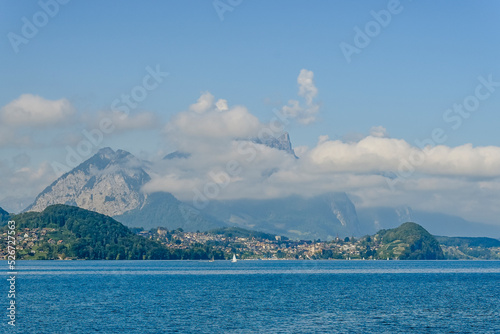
[0,227,62,259]
[0,226,381,260]
[139,228,375,260]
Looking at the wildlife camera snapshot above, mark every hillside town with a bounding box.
[1,227,67,260]
[1,225,376,260]
[136,227,377,260]
[3,223,500,261]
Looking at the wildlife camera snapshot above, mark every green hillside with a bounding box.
[376,222,444,260]
[7,205,171,260]
[0,207,10,223]
[435,236,500,259]
[435,236,500,248]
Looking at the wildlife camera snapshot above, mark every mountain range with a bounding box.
[357,207,500,238]
[24,133,362,239]
[201,192,360,240]
[25,147,221,232]
[5,203,463,261]
[21,133,500,240]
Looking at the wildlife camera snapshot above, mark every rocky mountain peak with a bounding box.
[75,147,138,172]
[96,146,115,157]
[25,148,150,217]
[252,131,298,158]
[163,151,191,160]
[164,132,298,160]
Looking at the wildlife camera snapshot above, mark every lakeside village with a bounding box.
[5,225,500,260]
[3,226,379,260]
[136,227,375,260]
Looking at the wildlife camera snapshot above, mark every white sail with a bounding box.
[231,254,237,262]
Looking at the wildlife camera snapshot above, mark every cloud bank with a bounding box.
[0,94,75,127]
[3,70,500,225]
[143,72,500,224]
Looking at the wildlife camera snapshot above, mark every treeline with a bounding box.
[8,205,222,260]
[0,207,10,223]
[436,235,500,260]
[435,236,500,248]
[208,226,284,241]
[32,240,225,260]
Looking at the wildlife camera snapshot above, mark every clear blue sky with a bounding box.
[1,0,500,223]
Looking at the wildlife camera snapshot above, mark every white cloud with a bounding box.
[171,105,260,138]
[281,69,320,124]
[308,136,411,173]
[144,139,298,198]
[188,92,230,114]
[215,99,229,111]
[370,126,389,138]
[6,75,498,225]
[166,92,263,152]
[297,69,318,104]
[0,94,75,127]
[152,96,500,224]
[189,92,215,113]
[308,136,500,178]
[0,94,76,148]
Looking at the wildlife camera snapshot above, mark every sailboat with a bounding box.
[231,254,237,263]
[209,256,214,262]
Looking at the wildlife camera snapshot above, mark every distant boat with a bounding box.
[209,256,214,262]
[231,254,237,263]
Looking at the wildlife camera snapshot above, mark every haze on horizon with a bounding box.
[1,1,500,230]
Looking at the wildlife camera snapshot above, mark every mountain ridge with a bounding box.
[199,192,360,240]
[25,147,151,216]
[0,207,10,222]
[358,207,500,238]
[24,140,363,237]
[3,208,453,260]
[23,141,499,239]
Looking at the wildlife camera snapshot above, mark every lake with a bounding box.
[2,260,500,333]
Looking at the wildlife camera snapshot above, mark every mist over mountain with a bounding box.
[163,131,297,160]
[24,147,220,232]
[163,151,191,160]
[23,131,500,239]
[357,207,415,233]
[0,196,33,214]
[251,132,298,158]
[114,192,224,231]
[358,207,500,238]
[23,136,363,239]
[200,192,360,240]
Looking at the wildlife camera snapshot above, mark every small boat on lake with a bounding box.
[231,254,237,263]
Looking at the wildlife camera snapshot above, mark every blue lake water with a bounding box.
[2,260,500,333]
